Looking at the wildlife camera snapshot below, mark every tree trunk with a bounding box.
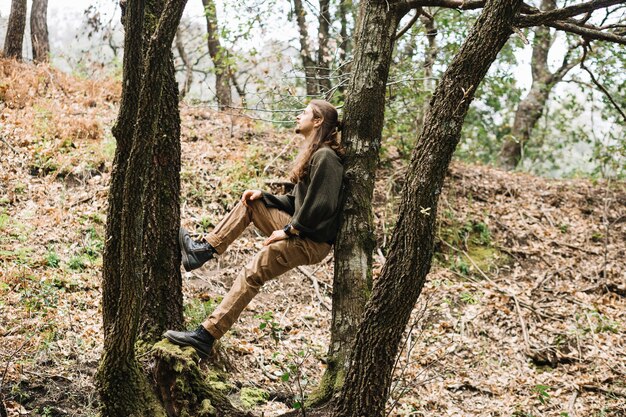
[415,13,438,137]
[202,0,232,110]
[97,0,187,415]
[333,0,522,415]
[310,0,408,406]
[3,0,27,60]
[293,0,319,96]
[317,0,332,96]
[334,0,353,98]
[175,28,193,98]
[498,0,569,170]
[30,0,49,62]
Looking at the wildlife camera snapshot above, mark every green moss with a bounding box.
[199,399,216,416]
[239,387,269,409]
[306,358,346,407]
[465,244,503,273]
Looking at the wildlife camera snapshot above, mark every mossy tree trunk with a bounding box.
[30,0,49,62]
[97,0,187,415]
[332,0,523,415]
[311,0,411,406]
[3,0,27,60]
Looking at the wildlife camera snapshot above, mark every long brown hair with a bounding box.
[290,100,344,183]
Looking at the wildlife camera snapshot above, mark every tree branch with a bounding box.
[395,9,422,40]
[580,43,626,121]
[395,0,485,11]
[547,19,626,44]
[517,0,624,26]
[551,40,582,83]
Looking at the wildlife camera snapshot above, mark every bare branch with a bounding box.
[395,0,485,11]
[548,19,626,44]
[517,0,624,27]
[580,43,626,121]
[395,9,422,40]
[551,40,583,83]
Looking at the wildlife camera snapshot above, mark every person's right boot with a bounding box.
[163,325,215,359]
[179,227,216,272]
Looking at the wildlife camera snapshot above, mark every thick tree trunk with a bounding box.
[97,0,187,415]
[332,0,522,415]
[293,0,319,96]
[202,0,232,110]
[311,0,407,406]
[30,0,49,62]
[3,0,27,60]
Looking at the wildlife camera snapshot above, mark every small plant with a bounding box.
[459,291,479,305]
[45,247,61,268]
[184,298,218,329]
[255,311,283,343]
[451,255,470,275]
[0,210,10,231]
[68,255,87,271]
[533,384,551,405]
[558,223,569,233]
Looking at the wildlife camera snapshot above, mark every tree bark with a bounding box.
[332,0,522,415]
[202,0,232,110]
[97,0,187,415]
[30,0,49,62]
[3,0,27,60]
[311,0,408,406]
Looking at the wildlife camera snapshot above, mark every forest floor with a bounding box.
[1,58,625,417]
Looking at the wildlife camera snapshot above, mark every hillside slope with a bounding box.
[1,59,625,417]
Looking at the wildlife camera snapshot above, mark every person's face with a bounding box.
[295,105,321,136]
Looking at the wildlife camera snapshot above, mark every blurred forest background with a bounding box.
[1,0,624,178]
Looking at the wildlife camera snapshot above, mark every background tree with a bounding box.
[30,0,49,62]
[291,0,348,97]
[97,0,187,414]
[498,0,580,170]
[3,0,27,60]
[201,0,232,109]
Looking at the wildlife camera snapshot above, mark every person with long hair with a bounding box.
[164,100,345,358]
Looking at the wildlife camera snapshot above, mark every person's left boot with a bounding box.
[163,325,215,359]
[179,227,216,271]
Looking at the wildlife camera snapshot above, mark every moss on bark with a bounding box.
[152,340,253,417]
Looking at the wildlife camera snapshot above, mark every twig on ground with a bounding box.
[0,136,18,154]
[513,296,533,355]
[296,266,331,311]
[568,389,579,417]
[263,136,296,174]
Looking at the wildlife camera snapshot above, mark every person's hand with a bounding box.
[241,189,262,207]
[263,229,288,246]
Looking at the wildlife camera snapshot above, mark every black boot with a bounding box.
[179,227,216,272]
[163,325,215,359]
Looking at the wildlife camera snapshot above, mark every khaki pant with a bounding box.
[202,199,331,339]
